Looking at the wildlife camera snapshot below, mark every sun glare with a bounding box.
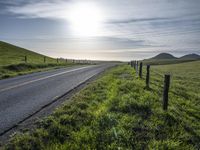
[68,2,104,37]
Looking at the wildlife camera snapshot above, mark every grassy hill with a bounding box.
[4,61,200,149]
[143,53,200,65]
[0,41,80,79]
[0,41,57,66]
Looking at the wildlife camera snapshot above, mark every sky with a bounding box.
[0,0,200,60]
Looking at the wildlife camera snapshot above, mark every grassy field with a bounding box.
[0,41,81,79]
[142,58,199,65]
[3,61,200,149]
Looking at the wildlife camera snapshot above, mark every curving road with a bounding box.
[0,63,116,135]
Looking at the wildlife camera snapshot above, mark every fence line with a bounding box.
[129,61,171,111]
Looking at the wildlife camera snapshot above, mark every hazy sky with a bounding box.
[0,0,200,60]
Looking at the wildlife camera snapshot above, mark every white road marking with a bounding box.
[0,66,93,93]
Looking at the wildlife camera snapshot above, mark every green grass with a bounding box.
[0,63,78,79]
[0,41,82,79]
[142,58,199,65]
[3,61,200,149]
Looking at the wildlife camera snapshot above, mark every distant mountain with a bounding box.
[179,53,200,60]
[151,53,177,59]
[143,52,200,65]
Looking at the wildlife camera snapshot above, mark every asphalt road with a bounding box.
[0,64,115,135]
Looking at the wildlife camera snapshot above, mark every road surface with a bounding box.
[0,64,116,135]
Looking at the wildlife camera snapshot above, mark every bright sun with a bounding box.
[68,2,104,37]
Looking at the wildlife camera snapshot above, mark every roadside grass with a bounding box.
[0,63,79,79]
[4,61,200,149]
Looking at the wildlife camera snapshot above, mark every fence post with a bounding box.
[135,61,137,70]
[25,56,27,63]
[136,61,138,75]
[163,74,171,110]
[134,60,137,70]
[146,65,150,88]
[139,62,143,78]
[44,56,46,63]
[131,61,133,67]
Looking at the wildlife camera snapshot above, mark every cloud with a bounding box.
[0,0,26,5]
[90,36,164,50]
[4,0,71,19]
[107,17,169,24]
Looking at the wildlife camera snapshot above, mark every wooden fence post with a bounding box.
[146,65,150,88]
[133,61,136,70]
[44,56,46,63]
[135,61,137,70]
[139,62,143,78]
[163,74,171,110]
[25,56,27,63]
[136,61,138,75]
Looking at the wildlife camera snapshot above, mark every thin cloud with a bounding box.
[108,17,169,24]
[4,0,71,19]
[0,0,26,5]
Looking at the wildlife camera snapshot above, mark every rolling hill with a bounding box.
[0,41,56,66]
[0,41,76,79]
